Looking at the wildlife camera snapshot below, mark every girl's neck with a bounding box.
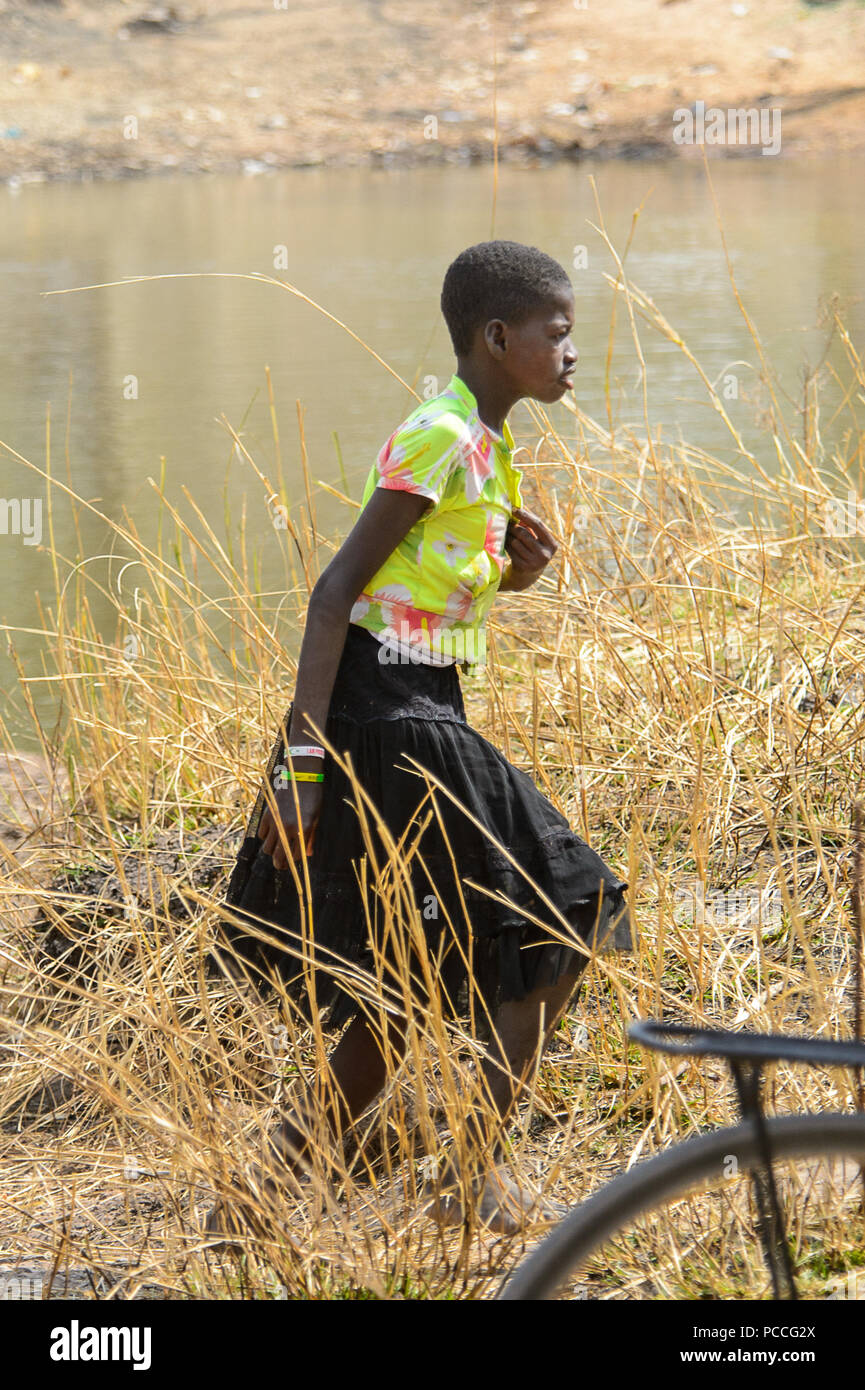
[454,361,515,439]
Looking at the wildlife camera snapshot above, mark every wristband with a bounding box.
[286,745,325,758]
[273,766,324,787]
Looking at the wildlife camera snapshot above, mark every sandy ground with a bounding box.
[0,0,864,185]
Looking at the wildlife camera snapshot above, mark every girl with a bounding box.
[209,240,632,1240]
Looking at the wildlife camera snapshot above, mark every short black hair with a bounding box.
[440,240,572,357]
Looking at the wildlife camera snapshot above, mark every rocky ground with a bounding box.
[0,0,864,185]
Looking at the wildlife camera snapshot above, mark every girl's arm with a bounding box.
[259,487,433,868]
[289,486,433,747]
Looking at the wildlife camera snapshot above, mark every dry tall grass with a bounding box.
[0,212,864,1299]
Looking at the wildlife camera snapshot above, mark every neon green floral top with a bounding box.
[348,373,523,665]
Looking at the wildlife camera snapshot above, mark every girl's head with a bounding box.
[440,240,577,404]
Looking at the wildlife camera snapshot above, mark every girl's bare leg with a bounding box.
[269,1010,407,1166]
[426,968,585,1234]
[206,973,586,1242]
[205,1011,407,1243]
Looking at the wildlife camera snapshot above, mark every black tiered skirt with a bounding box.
[218,622,633,1031]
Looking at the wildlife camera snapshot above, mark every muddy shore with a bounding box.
[1,0,864,186]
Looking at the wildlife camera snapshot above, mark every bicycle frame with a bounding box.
[628,1020,865,1300]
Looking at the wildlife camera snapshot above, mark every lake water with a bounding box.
[1,157,863,741]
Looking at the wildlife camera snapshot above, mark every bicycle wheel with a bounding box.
[498,1113,865,1300]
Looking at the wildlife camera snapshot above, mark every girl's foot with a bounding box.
[423,1160,568,1236]
[204,1193,252,1253]
[203,1163,291,1252]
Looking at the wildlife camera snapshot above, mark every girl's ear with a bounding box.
[484,318,507,359]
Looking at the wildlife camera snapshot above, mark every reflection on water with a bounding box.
[1,158,863,737]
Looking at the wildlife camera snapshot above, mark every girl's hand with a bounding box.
[504,507,559,591]
[258,782,323,869]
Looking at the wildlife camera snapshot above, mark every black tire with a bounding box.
[498,1112,865,1300]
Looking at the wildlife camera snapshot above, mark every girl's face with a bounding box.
[488,285,578,404]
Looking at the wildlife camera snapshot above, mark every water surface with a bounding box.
[2,157,863,738]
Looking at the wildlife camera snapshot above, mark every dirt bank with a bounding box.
[1,0,864,185]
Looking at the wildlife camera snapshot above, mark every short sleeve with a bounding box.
[374,406,462,508]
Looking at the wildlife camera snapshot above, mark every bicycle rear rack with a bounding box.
[629,1019,865,1300]
[629,1019,865,1069]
